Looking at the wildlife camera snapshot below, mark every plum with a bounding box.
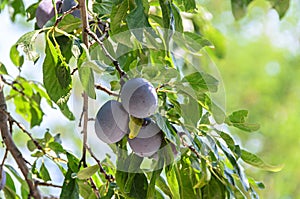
[121,78,158,118]
[95,100,129,144]
[36,0,61,28]
[136,119,161,138]
[128,133,162,157]
[61,0,81,18]
[0,168,6,190]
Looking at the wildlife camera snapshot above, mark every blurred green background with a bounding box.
[1,0,299,198]
[202,0,300,198]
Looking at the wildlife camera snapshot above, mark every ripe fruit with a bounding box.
[36,0,61,28]
[61,0,81,18]
[128,133,162,157]
[136,119,161,138]
[121,78,158,118]
[95,100,129,144]
[0,168,6,190]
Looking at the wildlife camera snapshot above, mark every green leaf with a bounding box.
[3,172,18,199]
[176,160,198,198]
[79,66,96,99]
[92,0,115,15]
[171,3,183,32]
[201,176,226,198]
[182,72,219,93]
[78,180,95,199]
[153,113,178,145]
[174,0,196,12]
[110,80,120,91]
[10,80,44,128]
[56,36,73,63]
[231,0,253,20]
[226,110,260,132]
[25,2,39,21]
[0,62,8,75]
[10,45,24,67]
[127,173,148,199]
[80,60,111,74]
[48,141,65,154]
[159,0,171,29]
[57,15,81,33]
[27,140,36,152]
[40,163,51,182]
[43,36,74,120]
[219,131,235,151]
[77,165,99,180]
[268,0,290,18]
[127,0,152,40]
[60,170,80,199]
[110,0,129,35]
[166,165,180,199]
[241,149,283,172]
[9,0,25,21]
[16,31,40,62]
[156,176,173,198]
[67,152,80,173]
[146,169,163,199]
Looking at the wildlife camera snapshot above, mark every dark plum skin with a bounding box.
[61,0,81,18]
[121,78,158,118]
[128,133,162,157]
[95,100,129,144]
[0,168,6,190]
[36,0,61,28]
[137,119,161,138]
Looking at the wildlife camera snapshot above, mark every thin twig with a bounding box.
[1,78,26,96]
[95,84,119,97]
[71,68,78,75]
[85,28,128,79]
[54,4,80,27]
[35,181,62,188]
[86,144,115,182]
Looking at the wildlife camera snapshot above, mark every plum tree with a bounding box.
[61,0,80,18]
[0,168,6,190]
[128,133,162,157]
[136,119,161,138]
[95,100,129,144]
[121,78,158,118]
[36,0,61,28]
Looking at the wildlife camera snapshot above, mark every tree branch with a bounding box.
[0,76,41,199]
[95,84,119,97]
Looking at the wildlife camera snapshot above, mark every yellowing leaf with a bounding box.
[128,116,143,139]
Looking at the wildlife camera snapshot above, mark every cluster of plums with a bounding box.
[94,78,163,157]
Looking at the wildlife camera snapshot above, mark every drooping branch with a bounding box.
[0,76,41,199]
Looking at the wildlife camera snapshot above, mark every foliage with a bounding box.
[0,0,289,198]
